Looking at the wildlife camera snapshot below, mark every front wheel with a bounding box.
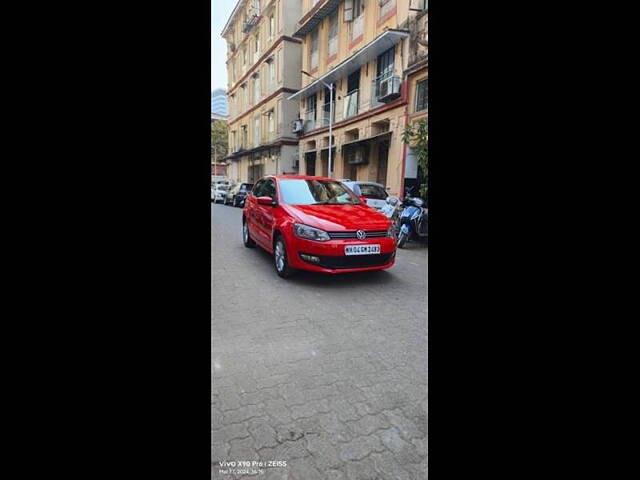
[243,220,256,248]
[274,236,295,278]
[397,231,408,249]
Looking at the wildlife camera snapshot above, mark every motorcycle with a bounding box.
[379,196,401,237]
[396,190,428,248]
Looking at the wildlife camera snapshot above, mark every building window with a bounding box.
[415,79,428,112]
[309,29,319,70]
[267,110,275,134]
[254,116,261,146]
[254,34,260,63]
[242,83,248,108]
[350,0,365,40]
[379,0,396,19]
[269,59,276,91]
[328,10,338,57]
[253,74,260,104]
[269,15,275,40]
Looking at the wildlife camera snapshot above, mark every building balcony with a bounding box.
[294,0,341,38]
[322,102,335,127]
[343,90,359,119]
[288,29,409,102]
[304,108,317,133]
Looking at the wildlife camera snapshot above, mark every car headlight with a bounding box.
[387,226,394,237]
[293,223,330,242]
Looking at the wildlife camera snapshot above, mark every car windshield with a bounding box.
[359,184,387,199]
[240,184,253,192]
[279,179,362,205]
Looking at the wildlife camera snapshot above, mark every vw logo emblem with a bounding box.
[356,230,366,240]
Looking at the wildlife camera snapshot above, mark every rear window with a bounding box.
[240,184,253,192]
[359,184,388,199]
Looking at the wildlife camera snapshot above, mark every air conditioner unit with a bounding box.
[292,119,304,134]
[378,76,401,102]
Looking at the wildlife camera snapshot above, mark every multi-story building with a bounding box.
[289,0,427,198]
[222,0,303,184]
[401,0,427,194]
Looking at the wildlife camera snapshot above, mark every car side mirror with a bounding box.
[359,196,368,204]
[257,196,275,206]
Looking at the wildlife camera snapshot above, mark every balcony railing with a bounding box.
[343,89,359,119]
[351,14,364,40]
[322,102,335,127]
[304,108,317,132]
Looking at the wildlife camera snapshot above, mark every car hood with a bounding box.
[285,204,391,231]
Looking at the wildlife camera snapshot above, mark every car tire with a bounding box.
[397,231,408,249]
[274,235,295,278]
[233,197,239,207]
[243,219,256,248]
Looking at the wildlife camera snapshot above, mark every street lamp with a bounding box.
[302,70,334,178]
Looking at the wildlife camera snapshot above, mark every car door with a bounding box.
[246,180,263,236]
[258,178,278,248]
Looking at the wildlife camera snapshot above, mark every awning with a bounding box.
[287,29,410,101]
[293,0,341,38]
[342,131,391,149]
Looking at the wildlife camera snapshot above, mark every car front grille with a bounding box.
[303,253,394,270]
[327,230,388,239]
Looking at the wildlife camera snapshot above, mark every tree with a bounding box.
[402,118,428,199]
[211,120,229,160]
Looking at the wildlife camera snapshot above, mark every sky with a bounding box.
[211,0,237,91]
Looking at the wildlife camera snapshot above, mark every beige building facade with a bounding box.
[222,0,303,183]
[289,0,427,198]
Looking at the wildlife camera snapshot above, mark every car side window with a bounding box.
[252,180,264,197]
[263,179,276,201]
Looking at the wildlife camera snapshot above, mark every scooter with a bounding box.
[397,191,428,248]
[379,196,401,237]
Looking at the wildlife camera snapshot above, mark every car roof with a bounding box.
[269,174,341,182]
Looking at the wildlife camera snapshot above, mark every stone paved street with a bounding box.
[212,203,428,479]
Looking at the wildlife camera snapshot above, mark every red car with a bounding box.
[242,175,396,278]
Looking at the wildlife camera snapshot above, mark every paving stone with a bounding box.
[384,409,427,440]
[287,457,324,480]
[328,398,360,422]
[290,399,331,420]
[248,420,279,450]
[211,442,228,464]
[338,435,385,462]
[228,437,259,461]
[222,404,265,425]
[346,414,391,436]
[305,434,343,469]
[378,427,423,465]
[344,457,379,480]
[263,398,293,425]
[214,423,250,443]
[371,451,414,480]
[317,412,353,444]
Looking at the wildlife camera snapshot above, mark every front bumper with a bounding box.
[287,236,396,274]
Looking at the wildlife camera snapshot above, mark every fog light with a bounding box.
[300,254,320,263]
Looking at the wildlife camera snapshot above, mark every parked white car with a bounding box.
[340,180,389,210]
[211,184,229,203]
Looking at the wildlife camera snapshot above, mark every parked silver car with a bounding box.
[340,180,389,210]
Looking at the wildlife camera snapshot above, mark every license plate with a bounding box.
[344,244,380,255]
